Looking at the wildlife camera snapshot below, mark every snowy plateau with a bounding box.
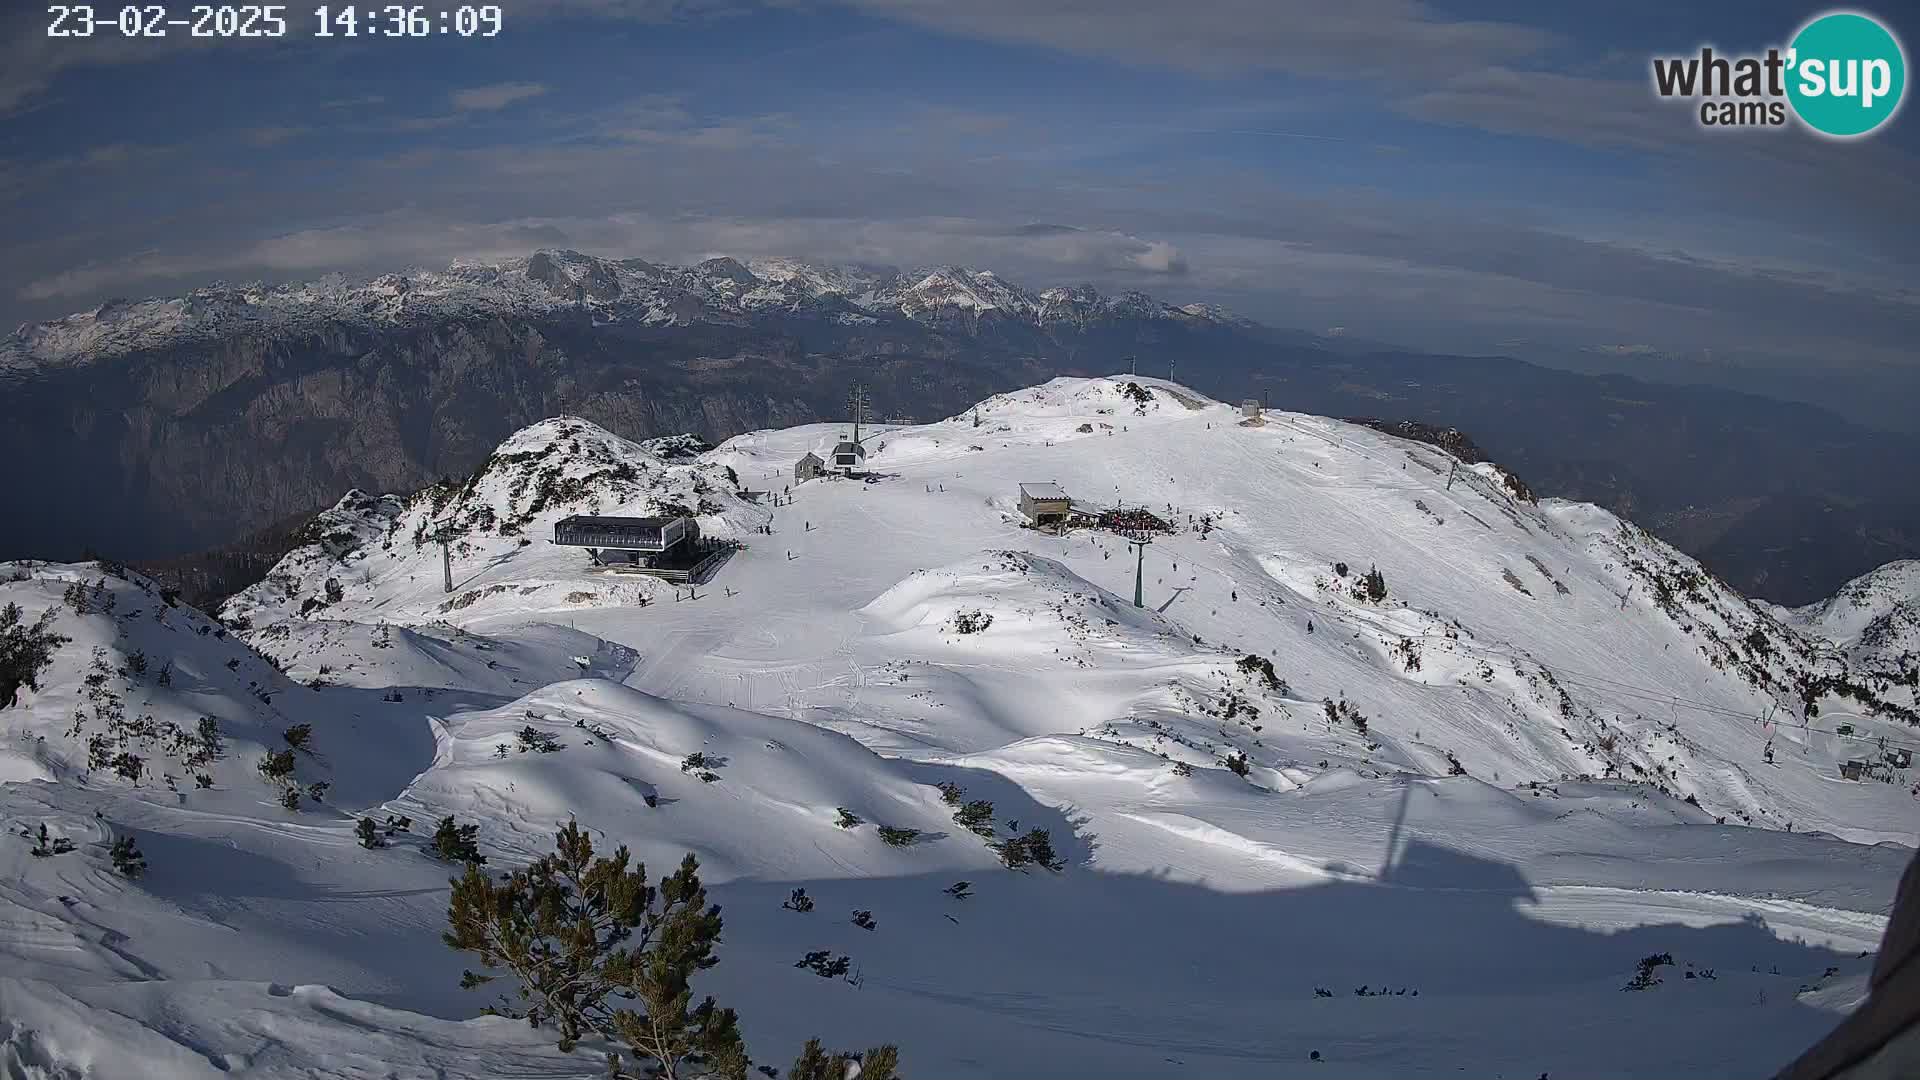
[2,375,1916,1079]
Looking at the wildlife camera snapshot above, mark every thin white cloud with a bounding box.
[450,82,550,111]
[243,126,310,147]
[6,87,1915,379]
[838,0,1554,79]
[1130,240,1188,275]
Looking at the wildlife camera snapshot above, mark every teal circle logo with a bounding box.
[1787,11,1907,137]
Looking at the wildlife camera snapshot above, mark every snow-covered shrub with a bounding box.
[948,610,994,635]
[0,602,69,708]
[431,815,485,864]
[1357,565,1388,603]
[953,799,995,838]
[996,827,1065,871]
[258,749,296,784]
[790,1040,900,1080]
[1624,952,1673,991]
[517,726,564,754]
[796,951,851,979]
[1236,653,1284,692]
[110,836,145,878]
[445,820,748,1078]
[1392,638,1422,673]
[24,823,75,856]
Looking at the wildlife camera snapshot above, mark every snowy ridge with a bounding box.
[220,416,757,631]
[1783,559,1920,664]
[3,251,1239,370]
[1,375,1917,1078]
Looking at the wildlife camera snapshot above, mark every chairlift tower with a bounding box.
[1124,529,1152,608]
[430,526,455,593]
[846,383,871,444]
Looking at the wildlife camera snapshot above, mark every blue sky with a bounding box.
[2,0,1915,413]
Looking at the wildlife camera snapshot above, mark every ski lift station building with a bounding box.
[794,451,826,483]
[831,439,867,473]
[1019,482,1073,527]
[553,514,698,566]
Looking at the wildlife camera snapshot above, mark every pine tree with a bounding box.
[789,1039,902,1080]
[1362,565,1388,603]
[857,1045,901,1080]
[357,817,385,848]
[28,823,75,856]
[444,819,744,1078]
[997,827,1065,872]
[258,749,296,784]
[431,815,485,864]
[952,800,995,838]
[790,1038,835,1080]
[0,603,70,710]
[110,836,146,877]
[196,716,224,760]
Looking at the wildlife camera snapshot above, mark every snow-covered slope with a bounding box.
[221,416,758,631]
[2,251,1235,371]
[3,375,1916,1078]
[1782,560,1920,666]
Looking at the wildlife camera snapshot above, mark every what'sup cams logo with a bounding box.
[1651,10,1906,137]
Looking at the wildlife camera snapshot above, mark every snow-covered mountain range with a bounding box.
[2,250,1244,371]
[3,376,1915,1078]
